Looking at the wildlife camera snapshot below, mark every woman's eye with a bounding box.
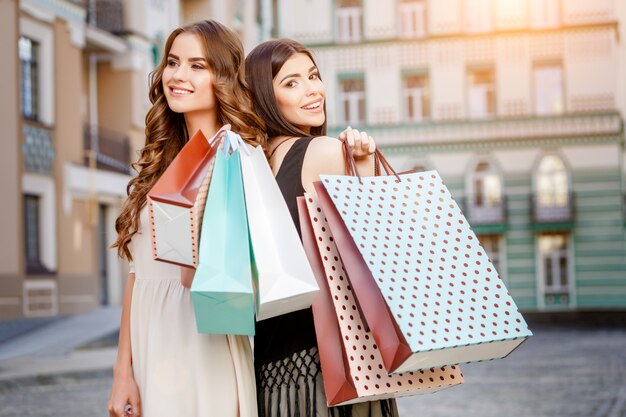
[167,60,177,67]
[192,64,205,70]
[286,81,297,88]
[310,73,319,80]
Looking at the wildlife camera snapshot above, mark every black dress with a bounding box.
[254,137,399,417]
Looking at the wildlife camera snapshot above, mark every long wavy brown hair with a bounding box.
[113,20,266,261]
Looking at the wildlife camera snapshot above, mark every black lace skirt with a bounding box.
[256,347,399,417]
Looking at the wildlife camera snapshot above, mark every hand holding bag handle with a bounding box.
[341,138,401,183]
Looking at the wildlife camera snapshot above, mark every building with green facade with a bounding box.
[272,0,626,311]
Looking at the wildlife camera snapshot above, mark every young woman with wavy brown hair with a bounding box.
[108,20,265,417]
[245,39,399,417]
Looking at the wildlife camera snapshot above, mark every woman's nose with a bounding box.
[305,80,319,95]
[173,65,188,81]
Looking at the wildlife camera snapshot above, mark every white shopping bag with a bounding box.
[240,144,319,321]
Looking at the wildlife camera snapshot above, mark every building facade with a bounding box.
[273,0,626,311]
[0,0,260,320]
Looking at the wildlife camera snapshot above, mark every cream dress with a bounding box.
[129,207,257,417]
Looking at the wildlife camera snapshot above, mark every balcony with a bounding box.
[22,120,55,176]
[531,192,575,226]
[78,0,125,34]
[83,125,131,175]
[464,196,507,224]
[328,112,623,149]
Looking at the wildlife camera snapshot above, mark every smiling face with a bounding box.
[162,32,216,118]
[272,53,325,134]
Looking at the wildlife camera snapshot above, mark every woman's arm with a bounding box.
[301,130,376,193]
[108,273,142,417]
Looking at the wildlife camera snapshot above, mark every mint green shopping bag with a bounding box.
[191,136,254,335]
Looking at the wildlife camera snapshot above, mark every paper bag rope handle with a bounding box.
[208,124,231,146]
[342,139,401,183]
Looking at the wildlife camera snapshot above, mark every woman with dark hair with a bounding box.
[245,39,399,417]
[108,20,265,417]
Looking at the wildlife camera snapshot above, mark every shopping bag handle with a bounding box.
[342,139,401,183]
[223,130,251,156]
[207,124,231,146]
[206,125,252,157]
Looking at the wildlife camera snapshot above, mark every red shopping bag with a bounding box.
[147,126,228,268]
[298,197,358,405]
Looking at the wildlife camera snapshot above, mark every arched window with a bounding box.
[473,162,501,207]
[467,161,504,225]
[534,154,573,223]
[536,155,569,208]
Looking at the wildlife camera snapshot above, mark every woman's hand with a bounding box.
[108,368,142,417]
[338,127,376,160]
[180,266,195,289]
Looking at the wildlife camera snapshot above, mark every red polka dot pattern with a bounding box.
[305,193,463,399]
[319,171,532,363]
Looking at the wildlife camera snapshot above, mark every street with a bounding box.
[0,324,625,417]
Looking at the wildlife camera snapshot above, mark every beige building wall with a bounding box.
[0,0,23,318]
[181,0,260,52]
[53,18,100,315]
[97,61,134,134]
[182,0,215,24]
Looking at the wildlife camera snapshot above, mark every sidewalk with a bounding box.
[0,306,121,385]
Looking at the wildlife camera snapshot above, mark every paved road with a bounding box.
[0,325,625,417]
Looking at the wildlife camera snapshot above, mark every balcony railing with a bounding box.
[329,112,623,147]
[463,196,507,226]
[22,120,55,176]
[83,125,131,175]
[73,0,125,34]
[531,192,575,223]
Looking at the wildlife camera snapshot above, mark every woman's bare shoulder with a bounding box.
[306,136,345,171]
[301,136,346,192]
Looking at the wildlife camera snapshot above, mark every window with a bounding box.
[534,64,564,115]
[403,73,430,122]
[473,162,501,207]
[538,233,570,303]
[464,0,493,33]
[479,235,502,276]
[24,194,47,274]
[536,155,568,208]
[399,0,427,39]
[534,155,572,223]
[336,1,362,43]
[467,69,496,119]
[467,161,505,225]
[531,0,560,29]
[19,36,40,120]
[339,78,365,125]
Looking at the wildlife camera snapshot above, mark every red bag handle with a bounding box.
[341,139,401,183]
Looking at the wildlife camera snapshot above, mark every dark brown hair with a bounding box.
[245,39,327,138]
[113,20,266,261]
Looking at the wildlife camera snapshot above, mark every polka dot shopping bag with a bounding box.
[313,145,532,374]
[298,196,462,406]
